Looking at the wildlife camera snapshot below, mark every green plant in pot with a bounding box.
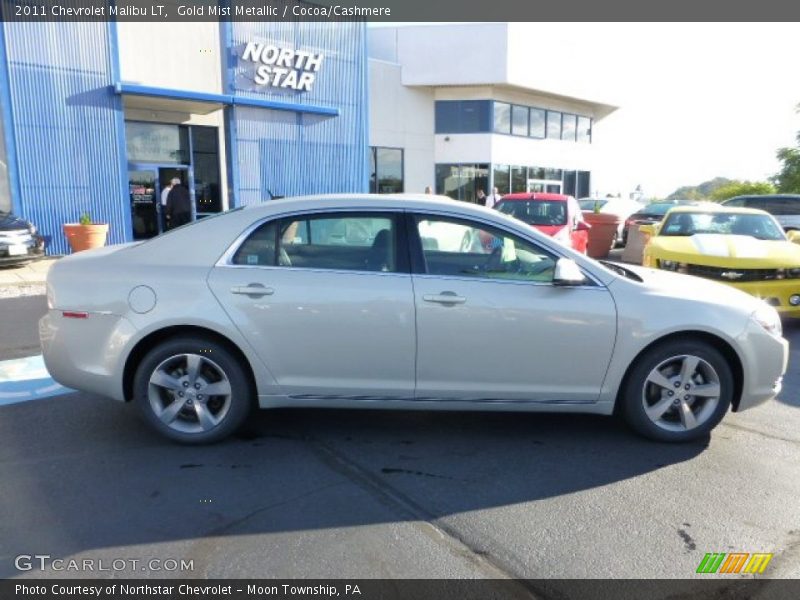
[63,211,109,253]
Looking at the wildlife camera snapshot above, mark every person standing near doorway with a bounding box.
[486,187,502,209]
[476,189,487,206]
[160,178,177,231]
[166,179,191,229]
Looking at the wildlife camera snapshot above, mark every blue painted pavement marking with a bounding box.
[0,354,75,406]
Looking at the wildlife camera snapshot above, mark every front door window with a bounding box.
[128,169,158,240]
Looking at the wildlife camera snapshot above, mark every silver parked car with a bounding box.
[722,194,800,232]
[40,195,788,444]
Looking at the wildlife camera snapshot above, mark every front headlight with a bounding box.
[752,303,782,337]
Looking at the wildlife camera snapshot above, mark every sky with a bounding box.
[372,22,800,199]
[579,23,800,198]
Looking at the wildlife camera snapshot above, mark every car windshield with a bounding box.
[638,202,695,217]
[660,212,786,240]
[496,200,567,226]
[579,199,606,211]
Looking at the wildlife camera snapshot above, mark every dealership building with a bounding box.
[0,21,617,255]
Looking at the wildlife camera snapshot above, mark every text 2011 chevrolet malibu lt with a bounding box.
[40,195,788,444]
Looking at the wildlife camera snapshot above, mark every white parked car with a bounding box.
[40,194,788,444]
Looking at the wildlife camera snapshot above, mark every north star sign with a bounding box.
[240,42,324,92]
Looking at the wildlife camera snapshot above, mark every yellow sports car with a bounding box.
[642,205,800,315]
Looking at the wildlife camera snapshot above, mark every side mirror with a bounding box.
[639,224,656,236]
[787,230,800,244]
[574,221,591,232]
[553,258,587,286]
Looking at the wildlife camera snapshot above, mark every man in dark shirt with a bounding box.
[166,181,192,229]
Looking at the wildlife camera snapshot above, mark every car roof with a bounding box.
[499,193,571,202]
[726,194,800,200]
[664,205,770,216]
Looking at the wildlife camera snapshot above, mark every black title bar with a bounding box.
[2,0,800,22]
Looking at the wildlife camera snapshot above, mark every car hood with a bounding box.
[613,263,767,314]
[0,212,31,231]
[649,234,800,267]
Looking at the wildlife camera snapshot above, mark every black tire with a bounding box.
[133,336,253,444]
[620,339,733,443]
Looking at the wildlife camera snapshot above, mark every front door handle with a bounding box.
[231,284,274,298]
[423,292,466,305]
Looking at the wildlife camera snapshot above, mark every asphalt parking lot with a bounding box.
[1,293,799,585]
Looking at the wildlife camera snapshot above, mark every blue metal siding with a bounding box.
[1,22,126,254]
[229,21,368,204]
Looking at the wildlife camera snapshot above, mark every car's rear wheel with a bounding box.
[620,339,733,442]
[133,336,253,444]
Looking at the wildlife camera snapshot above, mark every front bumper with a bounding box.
[731,280,800,316]
[734,318,789,411]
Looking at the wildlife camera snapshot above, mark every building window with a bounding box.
[190,126,222,214]
[370,147,404,194]
[493,164,510,195]
[561,114,577,142]
[125,122,190,164]
[435,100,492,134]
[544,168,563,181]
[546,111,561,140]
[577,116,592,143]
[511,105,529,136]
[529,108,546,139]
[435,164,489,203]
[511,166,527,193]
[493,102,511,135]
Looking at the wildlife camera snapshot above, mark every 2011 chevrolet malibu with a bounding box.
[39,195,788,444]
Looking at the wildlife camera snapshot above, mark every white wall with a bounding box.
[369,60,435,193]
[117,22,223,94]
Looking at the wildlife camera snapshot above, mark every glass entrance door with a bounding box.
[128,168,159,240]
[527,179,562,194]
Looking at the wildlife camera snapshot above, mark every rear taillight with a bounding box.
[62,311,89,319]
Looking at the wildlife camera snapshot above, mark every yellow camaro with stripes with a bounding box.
[642,205,800,316]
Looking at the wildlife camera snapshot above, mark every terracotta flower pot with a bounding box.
[63,223,109,253]
[582,211,621,259]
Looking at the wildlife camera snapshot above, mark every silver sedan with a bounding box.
[40,194,788,444]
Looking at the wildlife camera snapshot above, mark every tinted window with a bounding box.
[511,105,529,136]
[529,109,546,138]
[415,216,557,283]
[546,111,561,140]
[234,214,398,272]
[561,114,577,142]
[233,220,278,266]
[493,102,511,134]
[497,200,568,226]
[435,100,491,134]
[577,116,592,143]
[764,197,800,216]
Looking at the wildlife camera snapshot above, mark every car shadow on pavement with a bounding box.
[0,393,708,574]
[777,317,800,408]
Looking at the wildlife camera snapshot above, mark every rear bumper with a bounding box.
[39,310,136,402]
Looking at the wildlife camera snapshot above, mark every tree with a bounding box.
[772,103,800,193]
[709,180,776,202]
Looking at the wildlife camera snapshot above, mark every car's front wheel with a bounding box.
[133,336,253,444]
[620,339,733,442]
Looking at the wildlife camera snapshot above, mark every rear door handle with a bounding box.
[231,284,274,298]
[423,292,466,305]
